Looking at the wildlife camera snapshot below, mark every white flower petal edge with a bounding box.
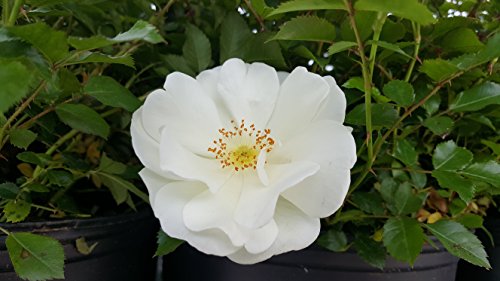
[131,58,356,264]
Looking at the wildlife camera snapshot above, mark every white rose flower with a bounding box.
[131,58,356,264]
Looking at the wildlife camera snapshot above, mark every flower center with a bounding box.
[208,119,275,172]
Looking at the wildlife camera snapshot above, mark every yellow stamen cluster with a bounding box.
[208,119,275,172]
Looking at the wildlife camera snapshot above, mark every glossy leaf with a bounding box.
[220,13,251,63]
[6,232,65,281]
[84,76,141,112]
[420,59,460,81]
[55,104,110,139]
[423,116,454,135]
[317,229,348,252]
[426,220,490,268]
[383,217,424,265]
[383,80,415,107]
[351,192,385,215]
[354,234,386,269]
[441,27,484,53]
[394,182,424,215]
[355,0,436,25]
[267,0,345,17]
[272,16,335,42]
[183,24,211,73]
[95,172,149,203]
[0,61,34,113]
[345,103,398,128]
[450,82,500,112]
[64,52,135,68]
[0,183,19,200]
[462,161,500,188]
[155,230,184,257]
[3,200,31,223]
[432,170,475,203]
[9,129,37,149]
[432,140,473,171]
[328,41,357,55]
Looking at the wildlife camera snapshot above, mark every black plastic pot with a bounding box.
[0,208,159,281]
[163,239,458,281]
[455,218,500,281]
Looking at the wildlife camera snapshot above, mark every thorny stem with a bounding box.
[405,22,421,82]
[344,0,374,166]
[2,0,10,26]
[368,12,387,81]
[244,0,266,31]
[7,0,23,26]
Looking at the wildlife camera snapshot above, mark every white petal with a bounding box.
[141,73,221,156]
[267,67,330,140]
[217,58,280,128]
[196,66,233,123]
[282,167,351,218]
[183,175,249,247]
[271,119,356,169]
[228,199,320,264]
[159,128,232,193]
[277,71,289,84]
[234,161,319,229]
[244,220,278,254]
[138,168,173,208]
[153,181,239,256]
[314,76,347,123]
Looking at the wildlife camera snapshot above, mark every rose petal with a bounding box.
[267,67,330,140]
[138,168,173,208]
[159,128,232,193]
[228,198,320,264]
[153,181,239,256]
[217,58,280,128]
[234,161,319,229]
[314,76,347,123]
[244,220,278,254]
[183,175,249,247]
[141,73,221,156]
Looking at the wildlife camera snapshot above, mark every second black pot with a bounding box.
[163,239,458,281]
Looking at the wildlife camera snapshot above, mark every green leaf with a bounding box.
[272,16,335,42]
[0,61,34,113]
[432,140,473,171]
[355,0,436,25]
[332,209,366,224]
[354,234,386,269]
[75,237,98,255]
[183,24,211,73]
[366,40,412,59]
[345,103,398,128]
[64,51,135,68]
[84,76,141,112]
[383,217,424,265]
[68,20,162,50]
[0,182,19,199]
[393,139,418,166]
[95,172,149,203]
[456,214,484,229]
[162,54,196,77]
[16,152,51,166]
[425,220,490,268]
[451,32,500,70]
[267,0,345,17]
[293,46,328,69]
[98,154,127,175]
[327,41,357,55]
[46,170,73,187]
[394,182,424,215]
[55,104,110,139]
[462,161,500,188]
[449,82,500,112]
[113,20,163,44]
[155,230,184,257]
[245,32,287,68]
[481,140,500,155]
[8,22,68,62]
[317,229,348,252]
[351,191,385,215]
[432,170,475,203]
[423,116,454,135]
[6,232,65,281]
[420,58,460,81]
[383,80,415,107]
[9,129,37,149]
[219,13,252,63]
[3,200,31,223]
[441,27,484,54]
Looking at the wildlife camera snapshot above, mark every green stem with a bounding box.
[7,0,22,26]
[404,22,421,82]
[2,0,9,26]
[344,0,373,164]
[0,226,10,235]
[368,12,387,81]
[0,81,46,151]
